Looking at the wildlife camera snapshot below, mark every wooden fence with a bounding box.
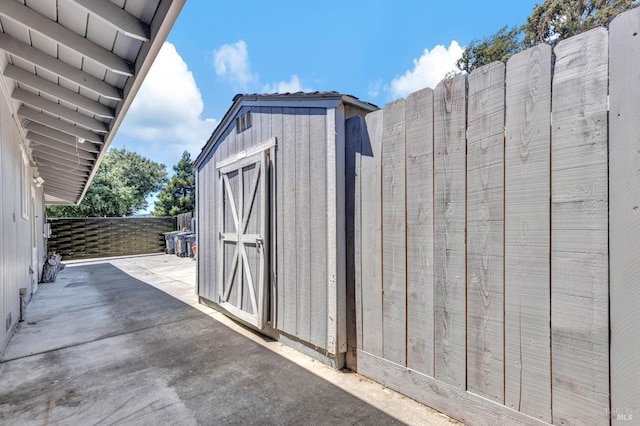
[47,217,175,260]
[345,9,639,425]
[176,211,194,232]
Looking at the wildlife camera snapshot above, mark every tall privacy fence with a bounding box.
[345,10,638,426]
[47,216,175,260]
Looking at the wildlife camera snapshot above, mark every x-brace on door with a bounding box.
[217,150,269,329]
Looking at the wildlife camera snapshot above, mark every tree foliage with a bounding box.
[456,26,523,74]
[46,148,167,218]
[153,151,195,217]
[524,0,638,47]
[458,0,638,73]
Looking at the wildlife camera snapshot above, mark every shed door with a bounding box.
[218,150,269,329]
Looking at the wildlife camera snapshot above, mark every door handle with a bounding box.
[256,237,263,247]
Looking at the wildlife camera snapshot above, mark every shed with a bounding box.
[194,92,377,366]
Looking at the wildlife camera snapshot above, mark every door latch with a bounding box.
[256,237,263,248]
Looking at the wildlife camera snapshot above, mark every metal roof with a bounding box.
[0,0,185,205]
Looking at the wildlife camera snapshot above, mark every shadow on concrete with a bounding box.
[0,263,402,425]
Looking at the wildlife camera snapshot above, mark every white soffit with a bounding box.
[0,0,185,205]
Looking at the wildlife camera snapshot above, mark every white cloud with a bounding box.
[213,40,257,91]
[389,41,464,99]
[212,41,311,95]
[368,79,382,98]
[262,74,311,94]
[119,42,217,166]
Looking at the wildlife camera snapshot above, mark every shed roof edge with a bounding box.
[194,93,378,168]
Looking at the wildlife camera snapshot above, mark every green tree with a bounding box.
[524,0,638,47]
[153,151,195,217]
[457,25,523,74]
[457,0,638,74]
[46,148,167,217]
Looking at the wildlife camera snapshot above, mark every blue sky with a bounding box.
[111,0,538,210]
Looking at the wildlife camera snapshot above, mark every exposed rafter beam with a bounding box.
[33,155,92,173]
[40,174,86,188]
[43,187,83,199]
[44,186,78,202]
[42,170,86,183]
[0,33,123,100]
[4,65,115,118]
[42,177,84,190]
[13,88,109,133]
[40,169,86,182]
[44,181,79,197]
[44,192,81,205]
[27,132,96,160]
[19,106,105,144]
[35,161,91,178]
[24,121,101,153]
[37,166,88,182]
[71,0,150,42]
[30,146,95,167]
[0,1,133,76]
[43,187,83,200]
[31,149,94,170]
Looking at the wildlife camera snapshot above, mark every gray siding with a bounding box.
[197,106,329,349]
[1,83,45,351]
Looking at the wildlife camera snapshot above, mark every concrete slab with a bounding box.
[0,254,460,425]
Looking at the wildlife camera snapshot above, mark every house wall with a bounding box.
[197,105,340,353]
[0,80,45,351]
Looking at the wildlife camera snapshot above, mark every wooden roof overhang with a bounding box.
[0,0,185,204]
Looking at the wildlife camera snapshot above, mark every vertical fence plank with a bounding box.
[345,115,362,367]
[466,62,505,402]
[360,110,384,357]
[406,88,435,376]
[610,8,640,422]
[504,44,552,423]
[433,75,466,388]
[551,27,610,426]
[382,99,407,366]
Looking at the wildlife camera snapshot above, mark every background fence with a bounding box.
[47,216,175,260]
[345,9,639,425]
[176,211,194,232]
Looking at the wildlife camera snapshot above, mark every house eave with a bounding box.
[0,0,186,206]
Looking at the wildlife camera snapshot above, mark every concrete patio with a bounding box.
[0,254,458,425]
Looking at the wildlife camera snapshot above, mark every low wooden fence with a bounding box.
[47,217,175,260]
[345,9,639,425]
